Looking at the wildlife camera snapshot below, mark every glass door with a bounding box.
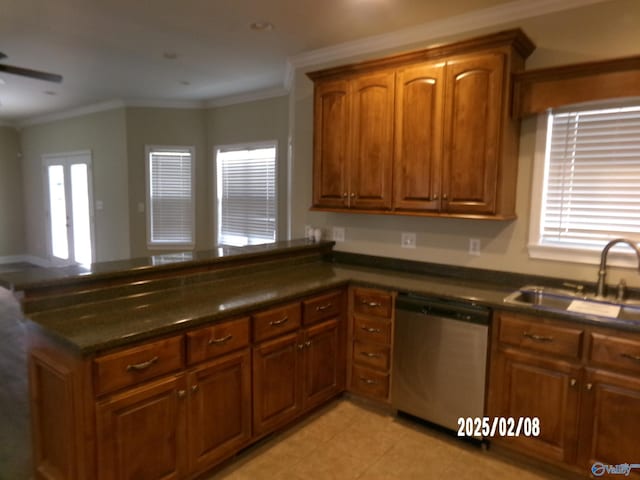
[43,152,94,266]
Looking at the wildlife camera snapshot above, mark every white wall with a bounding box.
[0,126,24,257]
[290,0,640,288]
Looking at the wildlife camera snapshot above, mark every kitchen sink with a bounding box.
[504,285,640,322]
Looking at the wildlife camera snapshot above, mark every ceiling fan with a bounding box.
[0,52,63,83]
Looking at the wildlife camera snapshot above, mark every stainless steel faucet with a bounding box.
[596,238,640,298]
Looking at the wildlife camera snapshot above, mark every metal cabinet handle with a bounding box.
[361,326,381,334]
[191,385,199,393]
[570,378,577,387]
[359,377,377,385]
[315,303,333,312]
[621,353,640,362]
[208,334,233,345]
[269,316,289,326]
[177,389,187,399]
[586,383,593,391]
[361,300,382,308]
[522,332,553,343]
[297,343,305,350]
[360,351,382,358]
[305,341,312,347]
[126,356,158,372]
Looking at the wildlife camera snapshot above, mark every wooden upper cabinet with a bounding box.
[312,79,350,208]
[349,71,395,210]
[394,62,444,212]
[442,53,504,215]
[308,28,534,219]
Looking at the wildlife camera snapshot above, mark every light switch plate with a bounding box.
[401,232,416,248]
[332,227,345,242]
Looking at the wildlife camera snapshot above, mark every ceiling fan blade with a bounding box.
[0,63,62,83]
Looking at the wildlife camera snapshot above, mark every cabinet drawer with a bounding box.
[303,290,343,325]
[354,315,391,345]
[590,333,640,375]
[351,365,389,400]
[498,314,583,359]
[94,335,184,396]
[353,288,392,318]
[252,302,301,343]
[186,316,250,366]
[353,341,390,371]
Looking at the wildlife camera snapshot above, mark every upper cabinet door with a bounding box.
[393,63,445,212]
[349,71,395,210]
[442,53,505,215]
[312,79,350,208]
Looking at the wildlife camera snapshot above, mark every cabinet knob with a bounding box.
[297,343,305,350]
[305,340,312,347]
[586,383,593,391]
[191,385,199,393]
[350,192,356,198]
[177,389,187,399]
[570,378,577,387]
[432,194,439,200]
[443,194,448,200]
[343,192,348,198]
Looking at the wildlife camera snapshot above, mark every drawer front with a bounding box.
[350,365,389,400]
[354,315,391,345]
[590,332,640,374]
[252,302,301,343]
[498,314,584,359]
[353,341,390,371]
[303,290,343,325]
[94,335,184,396]
[353,288,392,318]
[186,316,250,366]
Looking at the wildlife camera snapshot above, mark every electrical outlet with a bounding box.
[332,227,345,242]
[469,238,481,255]
[401,232,416,249]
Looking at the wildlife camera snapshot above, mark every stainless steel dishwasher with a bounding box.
[392,292,490,433]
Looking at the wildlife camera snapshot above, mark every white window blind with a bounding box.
[216,144,277,247]
[534,104,640,258]
[147,147,194,247]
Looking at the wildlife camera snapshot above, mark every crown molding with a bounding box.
[124,98,206,109]
[205,86,288,108]
[286,0,610,77]
[18,99,126,127]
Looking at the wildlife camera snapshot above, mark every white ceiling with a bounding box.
[0,0,606,123]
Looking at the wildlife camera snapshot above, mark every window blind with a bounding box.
[216,145,276,247]
[540,105,640,250]
[148,148,194,246]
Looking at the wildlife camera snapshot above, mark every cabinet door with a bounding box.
[490,349,581,465]
[578,369,640,477]
[302,318,344,410]
[252,332,302,436]
[187,350,251,476]
[349,71,395,210]
[95,375,187,480]
[394,63,444,212]
[442,53,504,215]
[312,79,350,208]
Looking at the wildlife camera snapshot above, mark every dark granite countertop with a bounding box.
[25,254,640,356]
[0,239,333,292]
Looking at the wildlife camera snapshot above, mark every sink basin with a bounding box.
[504,285,640,322]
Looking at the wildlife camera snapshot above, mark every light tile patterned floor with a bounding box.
[206,397,567,480]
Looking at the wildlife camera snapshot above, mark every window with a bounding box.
[529,101,640,266]
[146,146,195,249]
[215,142,277,247]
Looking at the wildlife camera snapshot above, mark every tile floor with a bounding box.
[206,396,567,480]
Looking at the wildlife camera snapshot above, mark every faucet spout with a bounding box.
[596,238,640,298]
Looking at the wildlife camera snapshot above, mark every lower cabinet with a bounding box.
[488,310,640,478]
[252,291,346,437]
[187,350,252,476]
[96,375,188,480]
[29,288,346,480]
